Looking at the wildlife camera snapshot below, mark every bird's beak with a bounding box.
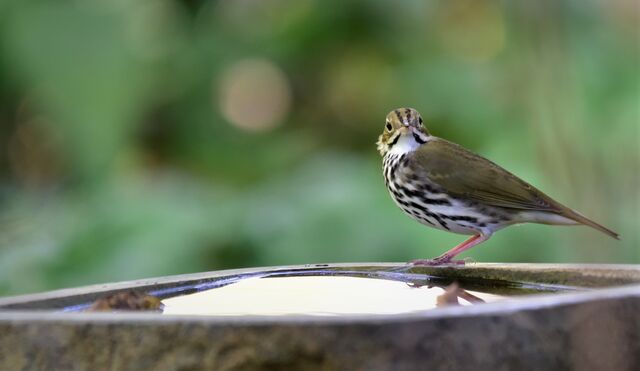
[397,126,411,135]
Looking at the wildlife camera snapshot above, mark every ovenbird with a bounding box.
[377,108,619,265]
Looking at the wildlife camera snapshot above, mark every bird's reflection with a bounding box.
[435,282,485,307]
[406,281,485,307]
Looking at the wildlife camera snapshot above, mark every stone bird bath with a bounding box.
[0,263,639,370]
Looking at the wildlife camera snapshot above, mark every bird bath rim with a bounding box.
[1,262,639,323]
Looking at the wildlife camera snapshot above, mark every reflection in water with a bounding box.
[161,276,501,316]
[436,282,485,307]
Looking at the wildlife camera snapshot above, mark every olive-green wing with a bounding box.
[410,138,620,239]
[411,138,561,212]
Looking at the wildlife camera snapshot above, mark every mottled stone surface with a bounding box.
[1,263,639,370]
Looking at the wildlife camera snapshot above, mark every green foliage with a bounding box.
[0,0,637,295]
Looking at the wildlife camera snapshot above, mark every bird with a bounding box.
[377,107,619,265]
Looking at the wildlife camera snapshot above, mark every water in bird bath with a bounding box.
[157,268,580,316]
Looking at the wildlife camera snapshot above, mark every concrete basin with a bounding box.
[0,263,639,370]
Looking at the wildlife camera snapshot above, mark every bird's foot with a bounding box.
[409,258,465,266]
[389,256,468,272]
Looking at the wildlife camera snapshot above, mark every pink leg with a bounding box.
[411,234,491,266]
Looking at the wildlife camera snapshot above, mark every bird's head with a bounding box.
[377,107,430,156]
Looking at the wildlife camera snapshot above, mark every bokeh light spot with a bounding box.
[218,59,291,132]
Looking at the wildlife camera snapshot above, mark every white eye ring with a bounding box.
[385,122,392,131]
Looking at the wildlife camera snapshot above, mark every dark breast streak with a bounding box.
[383,153,453,230]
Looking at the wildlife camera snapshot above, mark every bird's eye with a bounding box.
[418,117,423,125]
[386,123,392,131]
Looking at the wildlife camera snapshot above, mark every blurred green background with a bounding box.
[0,0,638,296]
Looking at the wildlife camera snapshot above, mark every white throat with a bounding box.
[387,131,429,156]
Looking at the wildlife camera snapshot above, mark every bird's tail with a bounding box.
[565,209,620,240]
